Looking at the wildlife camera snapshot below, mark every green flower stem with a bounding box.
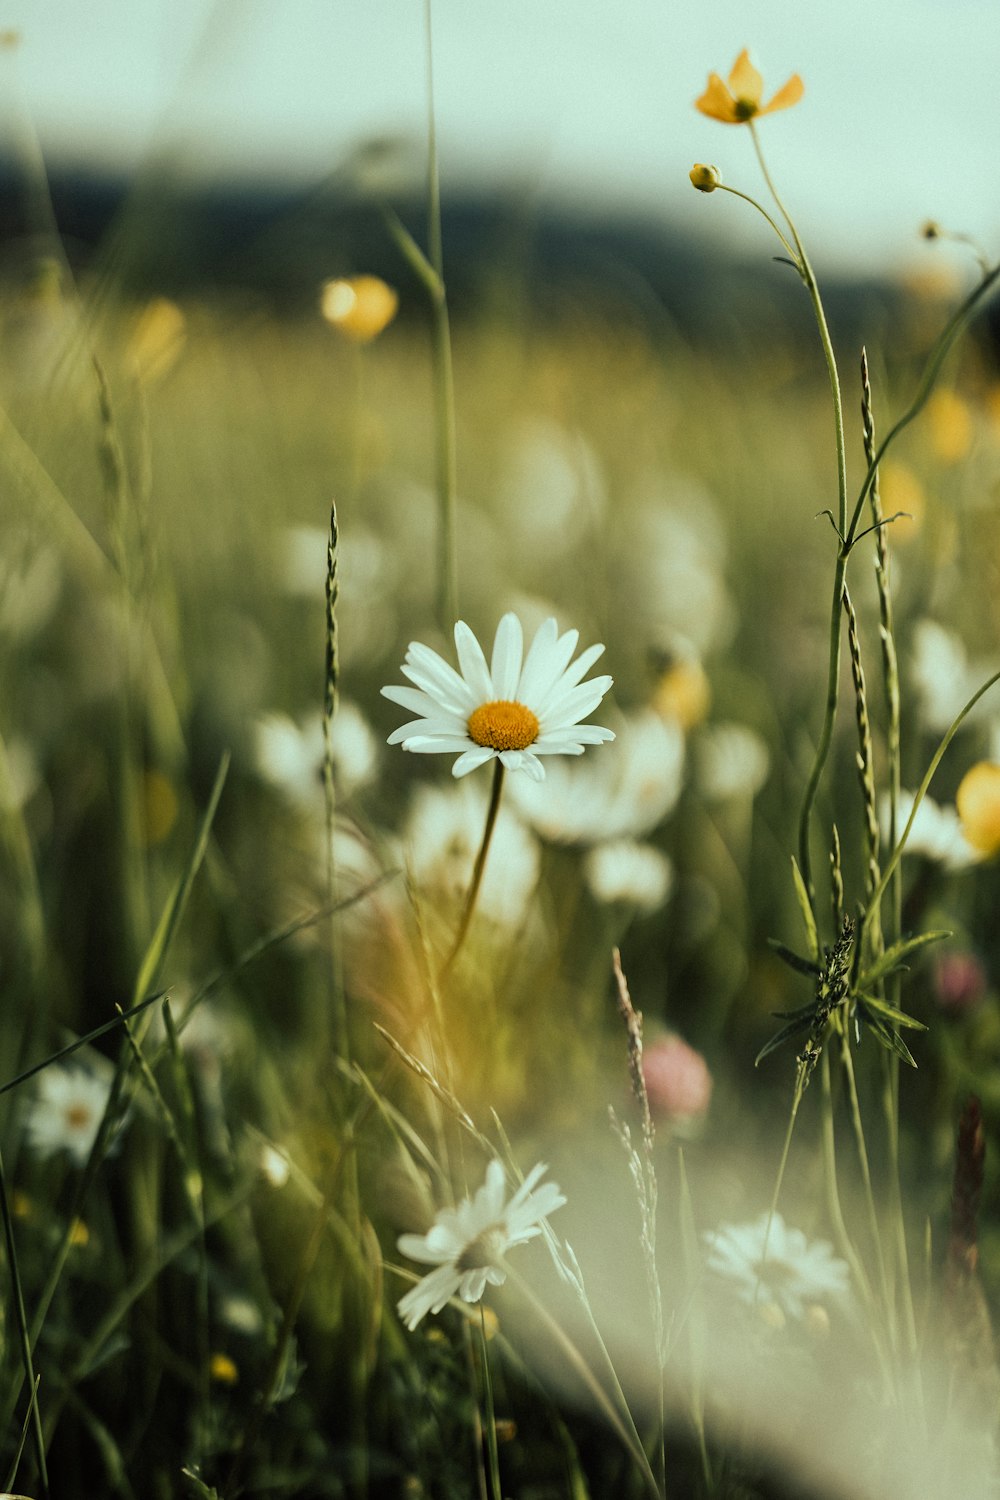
[479,1309,503,1500]
[715,183,799,263]
[424,0,459,631]
[862,665,1000,940]
[442,760,505,975]
[844,261,1000,551]
[836,1021,894,1348]
[746,124,849,912]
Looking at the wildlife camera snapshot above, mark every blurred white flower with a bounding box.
[884,790,981,871]
[621,488,734,656]
[0,541,61,639]
[697,722,771,801]
[0,737,41,813]
[23,1064,112,1166]
[382,614,614,782]
[397,1160,565,1330]
[255,702,377,808]
[497,418,605,553]
[584,839,673,913]
[910,620,996,733]
[405,780,540,928]
[510,710,683,844]
[704,1212,850,1320]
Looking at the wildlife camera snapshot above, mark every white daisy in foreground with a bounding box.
[397,1160,566,1330]
[23,1064,113,1166]
[382,613,614,782]
[704,1212,850,1320]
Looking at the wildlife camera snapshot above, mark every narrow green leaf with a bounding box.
[767,937,820,977]
[859,929,951,990]
[861,1013,917,1067]
[856,994,927,1031]
[791,856,820,962]
[755,1015,812,1067]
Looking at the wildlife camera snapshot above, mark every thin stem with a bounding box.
[424,0,459,630]
[479,1309,503,1500]
[441,760,505,975]
[715,183,800,263]
[747,126,850,913]
[0,1147,49,1499]
[504,1266,663,1500]
[836,1023,894,1349]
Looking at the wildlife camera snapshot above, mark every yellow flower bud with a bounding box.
[209,1352,239,1385]
[689,163,722,193]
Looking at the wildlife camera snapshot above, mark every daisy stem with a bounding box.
[0,1145,49,1500]
[503,1265,664,1500]
[748,123,849,916]
[478,1308,503,1500]
[442,761,505,975]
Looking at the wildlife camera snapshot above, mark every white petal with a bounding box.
[520,626,580,707]
[402,736,478,753]
[483,1159,507,1218]
[490,613,524,700]
[516,618,562,701]
[454,621,494,702]
[539,676,613,730]
[459,1267,490,1303]
[518,752,546,781]
[388,718,468,745]
[397,1231,451,1265]
[381,684,461,719]
[558,640,606,690]
[451,746,496,778]
[404,644,477,713]
[397,1264,463,1329]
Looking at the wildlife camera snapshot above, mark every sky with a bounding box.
[2,0,998,275]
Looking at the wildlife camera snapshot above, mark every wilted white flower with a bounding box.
[704,1212,850,1320]
[697,721,770,801]
[885,790,981,871]
[382,614,614,782]
[405,781,540,927]
[397,1160,566,1330]
[23,1064,112,1165]
[255,703,378,808]
[584,839,673,913]
[510,710,682,843]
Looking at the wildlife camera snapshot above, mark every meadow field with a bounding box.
[1,51,1000,1499]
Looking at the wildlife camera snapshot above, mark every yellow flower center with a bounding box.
[467,700,540,752]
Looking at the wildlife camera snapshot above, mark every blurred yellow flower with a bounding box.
[957,762,1000,856]
[878,460,925,543]
[127,298,186,386]
[696,50,803,125]
[927,388,973,464]
[321,276,398,343]
[652,659,711,732]
[140,770,179,847]
[210,1352,239,1385]
[69,1217,90,1248]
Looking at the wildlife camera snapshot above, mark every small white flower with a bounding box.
[23,1065,112,1166]
[584,839,673,913]
[697,722,770,802]
[510,709,682,843]
[405,780,540,928]
[885,789,981,871]
[382,613,614,783]
[910,620,996,734]
[255,703,377,808]
[397,1160,566,1330]
[704,1212,851,1320]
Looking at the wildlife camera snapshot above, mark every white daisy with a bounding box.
[884,789,981,872]
[584,838,673,913]
[381,613,614,783]
[404,780,540,927]
[704,1212,851,1320]
[22,1064,113,1166]
[397,1160,566,1330]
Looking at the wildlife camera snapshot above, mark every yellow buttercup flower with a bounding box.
[957,762,1000,857]
[696,49,803,125]
[927,388,973,465]
[321,275,398,343]
[689,163,722,193]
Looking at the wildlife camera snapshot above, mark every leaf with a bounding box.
[755,1015,812,1067]
[855,994,927,1031]
[790,856,820,963]
[860,1013,917,1067]
[859,930,951,990]
[767,938,820,978]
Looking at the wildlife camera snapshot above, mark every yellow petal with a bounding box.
[957,762,1000,856]
[695,73,740,123]
[728,49,763,107]
[760,73,805,116]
